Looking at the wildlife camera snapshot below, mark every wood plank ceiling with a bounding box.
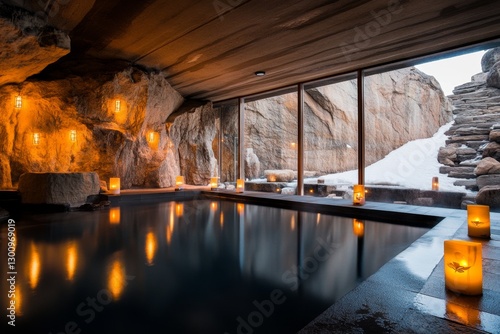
[4,0,500,101]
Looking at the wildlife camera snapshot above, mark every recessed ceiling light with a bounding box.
[254,71,266,76]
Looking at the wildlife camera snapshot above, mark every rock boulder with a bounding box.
[481,47,500,72]
[486,61,500,89]
[18,172,100,207]
[264,170,295,182]
[474,157,500,175]
[476,185,500,209]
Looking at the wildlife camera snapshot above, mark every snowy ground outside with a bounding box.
[300,121,471,194]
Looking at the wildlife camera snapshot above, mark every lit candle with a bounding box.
[432,176,439,191]
[444,240,482,295]
[467,204,490,239]
[109,178,121,195]
[210,177,219,190]
[148,131,155,143]
[353,184,365,205]
[236,179,244,193]
[175,176,184,191]
[115,100,121,112]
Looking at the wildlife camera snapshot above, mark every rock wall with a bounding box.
[438,47,500,209]
[244,67,452,176]
[0,63,218,189]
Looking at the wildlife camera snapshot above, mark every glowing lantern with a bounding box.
[467,205,490,239]
[175,176,184,190]
[353,219,365,237]
[210,177,219,190]
[15,95,22,109]
[109,207,121,224]
[70,130,77,143]
[353,185,365,205]
[33,133,40,145]
[236,179,244,193]
[147,131,156,143]
[444,240,482,296]
[432,176,439,191]
[115,100,121,112]
[109,178,121,195]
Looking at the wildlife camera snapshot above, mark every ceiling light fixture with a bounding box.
[254,71,266,76]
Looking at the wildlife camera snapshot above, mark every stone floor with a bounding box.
[107,187,500,333]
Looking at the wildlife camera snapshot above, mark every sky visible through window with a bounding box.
[415,50,487,96]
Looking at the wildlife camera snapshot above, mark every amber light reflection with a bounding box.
[145,232,158,265]
[446,301,480,327]
[108,260,126,300]
[109,207,121,224]
[66,242,78,281]
[175,203,184,217]
[29,243,40,289]
[353,219,365,237]
[166,207,174,245]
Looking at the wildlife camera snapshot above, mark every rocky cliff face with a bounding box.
[438,47,500,209]
[244,67,453,176]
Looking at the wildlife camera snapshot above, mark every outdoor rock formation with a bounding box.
[438,47,500,208]
[0,3,70,86]
[244,67,452,175]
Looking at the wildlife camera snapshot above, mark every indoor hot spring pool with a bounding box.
[1,199,432,333]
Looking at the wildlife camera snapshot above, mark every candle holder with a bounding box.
[236,179,244,193]
[432,176,439,191]
[109,178,121,195]
[353,185,365,205]
[467,204,490,239]
[444,240,482,296]
[175,176,184,191]
[210,177,219,190]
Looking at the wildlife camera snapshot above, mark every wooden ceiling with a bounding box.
[5,0,500,101]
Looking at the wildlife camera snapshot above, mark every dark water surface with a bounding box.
[1,200,430,333]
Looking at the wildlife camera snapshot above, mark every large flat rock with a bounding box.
[18,172,100,207]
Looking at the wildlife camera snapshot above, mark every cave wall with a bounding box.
[0,66,220,189]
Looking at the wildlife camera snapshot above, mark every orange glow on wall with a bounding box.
[444,240,482,296]
[33,132,40,145]
[432,176,439,191]
[353,184,365,205]
[109,207,121,224]
[70,130,77,143]
[15,95,22,109]
[107,259,125,300]
[147,131,157,144]
[467,205,490,239]
[353,219,365,237]
[109,177,120,194]
[236,179,244,193]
